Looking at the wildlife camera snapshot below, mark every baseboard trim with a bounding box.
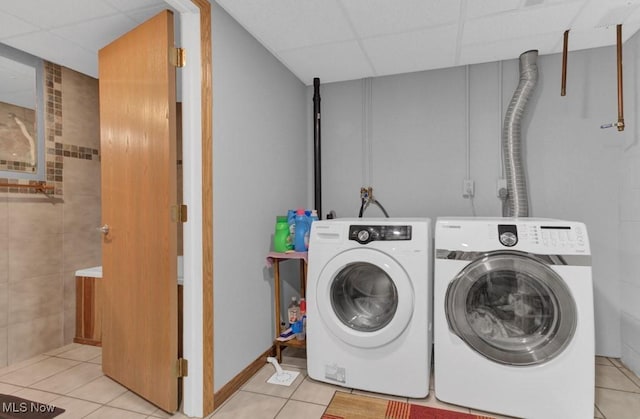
[213,345,276,410]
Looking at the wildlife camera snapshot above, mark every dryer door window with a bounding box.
[331,262,398,332]
[316,248,414,349]
[445,250,577,366]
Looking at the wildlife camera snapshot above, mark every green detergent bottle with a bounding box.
[273,216,289,253]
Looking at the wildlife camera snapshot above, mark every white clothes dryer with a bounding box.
[306,218,432,398]
[434,217,594,419]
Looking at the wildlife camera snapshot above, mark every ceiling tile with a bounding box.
[50,14,138,52]
[277,41,373,85]
[0,0,118,30]
[0,11,39,39]
[459,32,562,65]
[571,0,640,30]
[103,0,168,13]
[216,0,355,52]
[0,56,35,108]
[362,25,458,77]
[4,31,98,77]
[557,23,640,52]
[127,4,176,24]
[466,0,523,20]
[463,2,583,46]
[339,0,461,38]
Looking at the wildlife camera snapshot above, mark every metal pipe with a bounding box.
[502,50,539,218]
[313,78,322,219]
[561,30,569,96]
[617,24,625,131]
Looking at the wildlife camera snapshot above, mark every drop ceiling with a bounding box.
[0,0,640,89]
[216,0,640,85]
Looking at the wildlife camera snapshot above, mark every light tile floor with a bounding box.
[0,344,638,419]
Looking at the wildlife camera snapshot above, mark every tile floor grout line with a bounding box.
[26,360,92,391]
[595,385,640,395]
[235,388,298,401]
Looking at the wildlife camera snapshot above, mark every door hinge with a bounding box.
[170,47,186,68]
[171,204,188,223]
[176,358,188,378]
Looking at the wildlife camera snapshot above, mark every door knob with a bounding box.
[97,224,110,235]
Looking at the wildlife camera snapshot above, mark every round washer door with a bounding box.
[315,248,415,349]
[446,250,577,366]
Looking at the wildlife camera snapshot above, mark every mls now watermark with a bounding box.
[2,401,57,414]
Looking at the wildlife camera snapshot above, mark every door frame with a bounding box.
[163,0,213,417]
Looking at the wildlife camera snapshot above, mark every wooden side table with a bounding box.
[266,251,307,362]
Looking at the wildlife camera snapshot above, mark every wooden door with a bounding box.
[98,10,178,412]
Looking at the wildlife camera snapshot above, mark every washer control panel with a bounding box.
[349,225,412,244]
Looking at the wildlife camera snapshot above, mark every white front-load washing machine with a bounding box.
[434,217,594,419]
[306,218,432,398]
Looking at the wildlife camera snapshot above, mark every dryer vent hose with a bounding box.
[502,50,538,218]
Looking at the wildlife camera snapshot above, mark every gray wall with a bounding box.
[620,29,640,374]
[313,46,625,357]
[211,3,307,391]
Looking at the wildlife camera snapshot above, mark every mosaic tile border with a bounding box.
[0,160,37,173]
[45,61,64,194]
[1,62,100,195]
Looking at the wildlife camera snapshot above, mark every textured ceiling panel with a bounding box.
[363,25,459,77]
[0,11,39,39]
[0,0,118,29]
[459,32,563,66]
[50,14,138,53]
[1,0,640,86]
[462,2,584,46]
[216,0,355,52]
[277,40,373,85]
[340,0,461,38]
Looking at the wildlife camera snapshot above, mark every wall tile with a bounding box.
[8,233,62,281]
[62,229,101,273]
[0,282,8,328]
[0,64,101,368]
[63,270,77,343]
[0,196,8,284]
[8,313,63,364]
[8,273,63,325]
[0,327,6,369]
[61,67,99,150]
[62,158,100,196]
[7,194,63,239]
[62,193,101,232]
[63,271,76,313]
[64,308,75,345]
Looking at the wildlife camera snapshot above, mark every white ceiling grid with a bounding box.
[0,0,639,85]
[216,0,640,85]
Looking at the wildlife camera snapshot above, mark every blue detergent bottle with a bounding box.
[305,209,319,249]
[294,208,308,252]
[286,209,296,250]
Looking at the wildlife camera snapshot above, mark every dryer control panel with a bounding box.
[349,225,412,244]
[493,223,587,252]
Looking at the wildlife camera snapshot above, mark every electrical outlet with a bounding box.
[462,179,475,198]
